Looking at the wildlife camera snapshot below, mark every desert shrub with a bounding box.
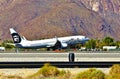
[57,70,72,79]
[105,64,120,79]
[28,63,60,79]
[109,64,120,75]
[27,64,72,79]
[74,68,105,79]
[105,74,120,79]
[39,63,60,77]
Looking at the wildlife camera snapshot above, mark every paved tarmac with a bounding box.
[0,52,120,62]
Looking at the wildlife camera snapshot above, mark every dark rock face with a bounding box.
[0,0,120,40]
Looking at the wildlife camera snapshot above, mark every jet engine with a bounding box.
[61,43,68,48]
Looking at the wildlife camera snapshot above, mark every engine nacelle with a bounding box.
[54,40,68,49]
[61,43,68,48]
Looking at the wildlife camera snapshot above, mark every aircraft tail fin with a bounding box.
[9,28,22,44]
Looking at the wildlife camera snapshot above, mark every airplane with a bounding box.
[9,28,89,50]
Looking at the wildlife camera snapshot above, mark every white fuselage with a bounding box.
[17,35,89,49]
[10,28,89,49]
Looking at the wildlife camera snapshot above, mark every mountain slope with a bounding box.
[0,0,120,41]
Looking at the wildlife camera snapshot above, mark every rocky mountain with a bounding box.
[0,0,120,41]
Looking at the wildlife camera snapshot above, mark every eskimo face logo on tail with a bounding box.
[12,33,21,43]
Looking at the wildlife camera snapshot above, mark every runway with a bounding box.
[0,52,120,68]
[0,52,120,62]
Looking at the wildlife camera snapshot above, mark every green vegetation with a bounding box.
[84,37,120,50]
[85,39,96,49]
[102,37,115,46]
[115,41,120,48]
[0,40,15,49]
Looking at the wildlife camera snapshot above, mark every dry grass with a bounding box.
[0,64,119,79]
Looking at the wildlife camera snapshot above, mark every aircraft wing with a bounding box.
[6,43,15,46]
